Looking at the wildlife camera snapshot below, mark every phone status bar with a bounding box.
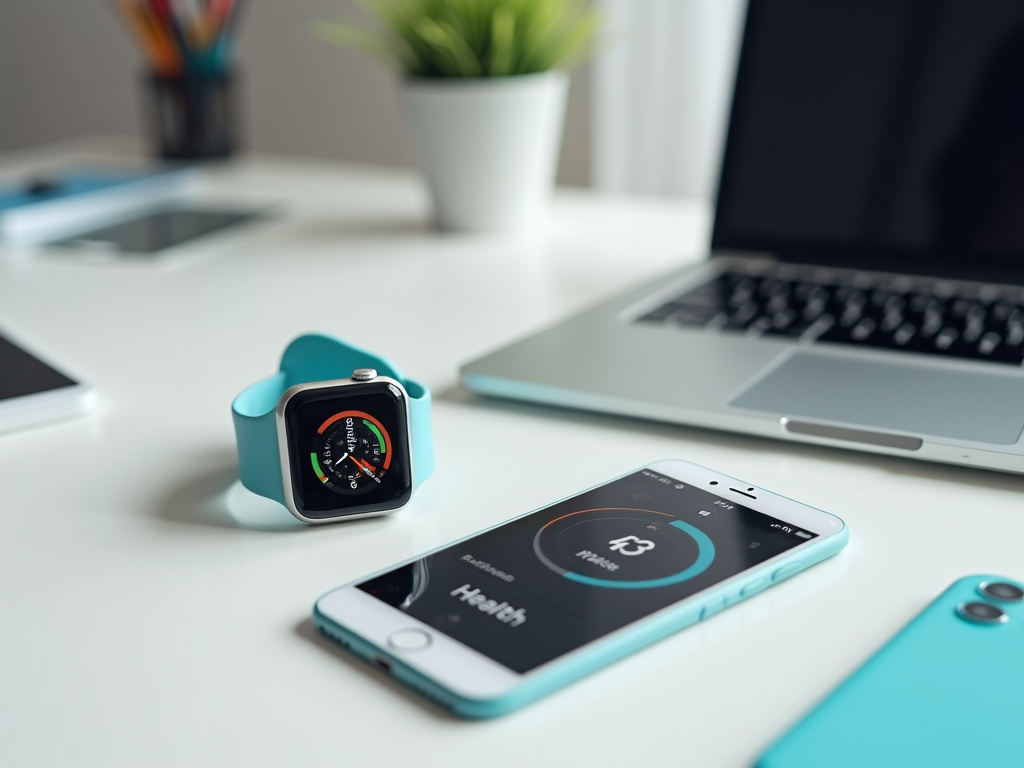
[639,470,815,541]
[640,470,686,490]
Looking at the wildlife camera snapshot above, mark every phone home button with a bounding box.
[387,628,433,653]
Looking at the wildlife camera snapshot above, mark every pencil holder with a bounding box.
[146,71,238,160]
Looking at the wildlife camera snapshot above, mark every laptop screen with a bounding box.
[711,0,1024,283]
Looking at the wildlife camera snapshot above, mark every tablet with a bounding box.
[0,332,96,433]
[50,207,265,254]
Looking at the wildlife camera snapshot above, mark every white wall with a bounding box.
[0,0,591,186]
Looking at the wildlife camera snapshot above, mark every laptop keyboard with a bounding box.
[635,266,1024,365]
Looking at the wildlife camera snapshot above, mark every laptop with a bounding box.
[461,0,1024,474]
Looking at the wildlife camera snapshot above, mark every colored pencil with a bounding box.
[115,0,242,77]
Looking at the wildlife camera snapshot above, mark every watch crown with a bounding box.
[351,368,378,381]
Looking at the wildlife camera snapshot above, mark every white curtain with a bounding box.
[591,0,747,200]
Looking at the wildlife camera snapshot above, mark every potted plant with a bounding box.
[316,0,599,232]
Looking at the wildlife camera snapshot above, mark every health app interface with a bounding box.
[359,470,816,673]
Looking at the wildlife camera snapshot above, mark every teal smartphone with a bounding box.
[758,575,1024,768]
[312,460,848,718]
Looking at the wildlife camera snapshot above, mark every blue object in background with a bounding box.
[0,170,176,212]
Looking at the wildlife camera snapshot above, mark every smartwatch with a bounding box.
[231,334,433,524]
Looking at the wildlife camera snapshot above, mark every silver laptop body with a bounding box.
[462,0,1024,474]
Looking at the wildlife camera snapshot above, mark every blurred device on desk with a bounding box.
[0,168,196,246]
[0,168,267,255]
[49,207,262,255]
[463,0,1024,474]
[0,330,95,433]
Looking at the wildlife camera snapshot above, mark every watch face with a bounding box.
[282,380,412,519]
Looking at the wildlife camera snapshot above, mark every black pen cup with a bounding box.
[146,71,239,160]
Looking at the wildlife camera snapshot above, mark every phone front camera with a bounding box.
[957,601,1008,624]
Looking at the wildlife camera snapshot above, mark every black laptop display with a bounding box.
[714,0,1024,282]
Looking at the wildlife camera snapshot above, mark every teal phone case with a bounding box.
[758,575,1024,768]
[313,511,848,719]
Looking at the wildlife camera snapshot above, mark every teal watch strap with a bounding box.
[231,334,433,509]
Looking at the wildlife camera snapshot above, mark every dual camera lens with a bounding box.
[956,582,1023,625]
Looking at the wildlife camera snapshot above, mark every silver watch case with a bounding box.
[274,375,414,524]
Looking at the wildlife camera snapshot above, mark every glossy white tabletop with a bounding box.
[1,140,1022,768]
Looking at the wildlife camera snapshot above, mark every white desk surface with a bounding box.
[1,140,1022,768]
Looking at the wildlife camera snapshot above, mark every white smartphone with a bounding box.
[313,460,848,718]
[0,330,95,433]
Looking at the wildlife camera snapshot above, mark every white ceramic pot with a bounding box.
[402,71,569,232]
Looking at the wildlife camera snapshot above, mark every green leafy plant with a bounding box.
[315,0,599,78]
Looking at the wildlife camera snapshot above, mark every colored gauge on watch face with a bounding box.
[311,410,393,494]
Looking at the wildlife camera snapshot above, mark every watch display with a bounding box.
[284,380,412,519]
[311,410,394,494]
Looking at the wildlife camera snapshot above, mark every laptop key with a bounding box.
[725,302,761,328]
[921,309,943,336]
[838,304,864,328]
[800,313,835,342]
[935,327,959,349]
[962,322,984,343]
[978,332,1001,356]
[893,323,916,346]
[849,318,877,341]
[880,311,904,333]
[746,317,773,336]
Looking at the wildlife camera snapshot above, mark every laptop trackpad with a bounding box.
[730,352,1024,445]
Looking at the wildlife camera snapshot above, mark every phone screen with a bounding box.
[359,469,816,673]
